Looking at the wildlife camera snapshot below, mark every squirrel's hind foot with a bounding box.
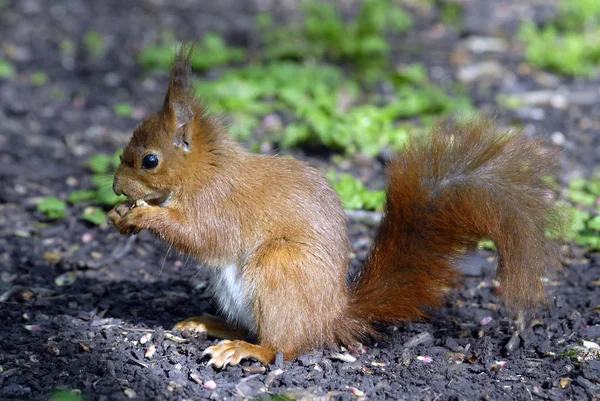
[173,314,247,340]
[203,340,276,368]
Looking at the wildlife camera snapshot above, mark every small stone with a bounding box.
[203,380,216,390]
[463,36,508,53]
[297,351,323,366]
[575,376,596,391]
[551,132,565,146]
[445,337,460,352]
[236,380,266,398]
[457,61,505,83]
[139,333,152,344]
[274,351,284,367]
[399,348,411,366]
[404,332,434,348]
[264,369,283,387]
[580,326,600,340]
[505,331,521,354]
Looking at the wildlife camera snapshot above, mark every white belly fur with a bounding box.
[211,264,255,332]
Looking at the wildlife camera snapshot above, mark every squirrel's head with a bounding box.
[113,44,233,206]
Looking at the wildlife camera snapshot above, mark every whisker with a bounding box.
[160,243,173,276]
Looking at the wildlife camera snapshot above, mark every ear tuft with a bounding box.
[163,43,195,117]
[167,43,194,96]
[163,43,197,151]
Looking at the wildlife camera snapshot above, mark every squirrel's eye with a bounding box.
[142,154,159,170]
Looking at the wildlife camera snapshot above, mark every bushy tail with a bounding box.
[349,119,562,327]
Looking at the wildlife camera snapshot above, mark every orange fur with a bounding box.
[109,46,562,365]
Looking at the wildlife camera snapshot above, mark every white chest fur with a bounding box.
[211,264,256,332]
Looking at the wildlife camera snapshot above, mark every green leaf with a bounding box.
[81,207,108,225]
[68,190,96,204]
[112,149,123,169]
[96,190,125,207]
[0,59,16,79]
[84,31,106,59]
[31,72,48,86]
[393,63,428,85]
[568,189,597,207]
[329,173,385,211]
[114,102,134,118]
[91,173,113,188]
[478,239,497,251]
[588,215,600,231]
[49,389,85,401]
[88,155,113,174]
[37,197,67,220]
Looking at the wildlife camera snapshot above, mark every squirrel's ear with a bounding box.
[163,44,195,151]
[164,100,194,152]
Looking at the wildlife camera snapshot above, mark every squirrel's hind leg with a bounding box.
[173,314,247,340]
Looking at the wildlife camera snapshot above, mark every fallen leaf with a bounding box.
[349,387,365,396]
[43,252,62,264]
[144,344,156,359]
[55,272,77,287]
[559,378,571,388]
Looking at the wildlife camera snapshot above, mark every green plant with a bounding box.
[258,0,412,68]
[114,102,134,118]
[31,72,48,86]
[68,150,126,225]
[194,61,471,156]
[60,39,76,57]
[84,31,106,60]
[519,0,600,76]
[561,176,600,250]
[0,59,15,79]
[138,33,246,72]
[49,389,85,401]
[37,197,67,220]
[438,0,464,28]
[328,172,385,211]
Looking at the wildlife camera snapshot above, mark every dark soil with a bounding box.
[1,0,599,400]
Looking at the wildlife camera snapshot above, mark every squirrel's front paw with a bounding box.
[108,200,153,236]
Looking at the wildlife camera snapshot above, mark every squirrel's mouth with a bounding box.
[130,191,173,208]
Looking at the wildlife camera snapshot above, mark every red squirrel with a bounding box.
[108,45,561,368]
